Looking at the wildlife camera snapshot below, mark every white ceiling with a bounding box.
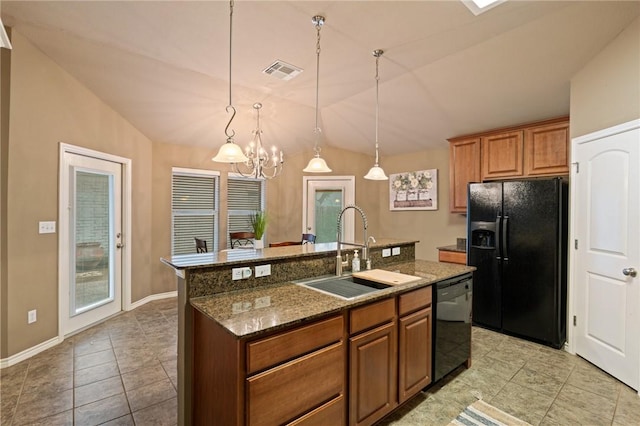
[2,1,639,157]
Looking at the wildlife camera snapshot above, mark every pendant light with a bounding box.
[212,0,249,164]
[364,49,388,180]
[303,15,332,173]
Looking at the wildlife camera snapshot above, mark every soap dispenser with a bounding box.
[352,250,360,272]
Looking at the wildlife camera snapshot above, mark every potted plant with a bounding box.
[250,211,267,249]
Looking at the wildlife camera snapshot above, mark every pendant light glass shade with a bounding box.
[304,15,332,173]
[212,140,249,163]
[212,0,249,164]
[364,165,388,180]
[364,49,388,181]
[304,154,332,173]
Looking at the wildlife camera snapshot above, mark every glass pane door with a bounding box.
[61,151,122,336]
[72,170,114,314]
[304,177,355,244]
[314,189,343,243]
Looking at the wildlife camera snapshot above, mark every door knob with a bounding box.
[622,267,637,277]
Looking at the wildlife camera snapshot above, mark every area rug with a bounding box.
[448,399,532,426]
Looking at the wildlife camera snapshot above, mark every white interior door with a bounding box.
[303,176,355,243]
[60,151,123,335]
[572,119,640,391]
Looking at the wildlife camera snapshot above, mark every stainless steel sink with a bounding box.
[295,275,391,300]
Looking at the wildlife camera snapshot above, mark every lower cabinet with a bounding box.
[192,284,435,426]
[349,321,397,426]
[398,285,433,404]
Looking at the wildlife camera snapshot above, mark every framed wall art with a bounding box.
[389,169,438,211]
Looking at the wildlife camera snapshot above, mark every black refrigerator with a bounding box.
[467,178,568,349]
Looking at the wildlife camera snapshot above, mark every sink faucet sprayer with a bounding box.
[336,205,374,275]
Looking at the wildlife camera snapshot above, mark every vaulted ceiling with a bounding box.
[2,1,639,157]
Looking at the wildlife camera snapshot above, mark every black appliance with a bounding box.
[467,177,568,348]
[433,273,473,382]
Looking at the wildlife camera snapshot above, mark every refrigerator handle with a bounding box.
[503,215,509,262]
[495,214,502,260]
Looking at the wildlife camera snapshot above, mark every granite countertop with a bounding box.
[436,244,466,253]
[161,238,418,270]
[190,259,474,339]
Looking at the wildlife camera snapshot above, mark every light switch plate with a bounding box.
[382,248,391,257]
[392,247,401,256]
[39,221,56,234]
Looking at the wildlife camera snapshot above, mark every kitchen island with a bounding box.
[161,240,474,425]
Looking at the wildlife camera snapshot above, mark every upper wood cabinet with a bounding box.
[448,117,569,213]
[448,138,481,213]
[524,121,570,176]
[481,131,524,179]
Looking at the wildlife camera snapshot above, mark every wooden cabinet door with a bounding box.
[349,322,397,426]
[449,138,480,213]
[524,121,569,176]
[481,131,524,180]
[398,308,432,403]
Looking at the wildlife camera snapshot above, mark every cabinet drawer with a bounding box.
[287,394,345,426]
[247,315,343,374]
[399,286,432,316]
[350,298,396,335]
[247,342,345,426]
[438,250,466,265]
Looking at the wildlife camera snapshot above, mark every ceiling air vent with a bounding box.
[262,60,303,81]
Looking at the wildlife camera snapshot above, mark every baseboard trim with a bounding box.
[127,290,177,311]
[0,336,63,369]
[1,290,178,369]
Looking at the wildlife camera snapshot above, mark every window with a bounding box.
[172,168,220,254]
[227,175,265,247]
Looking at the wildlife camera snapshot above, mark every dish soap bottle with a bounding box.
[352,250,360,272]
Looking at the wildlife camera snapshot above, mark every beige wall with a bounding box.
[570,17,640,137]
[268,145,466,262]
[3,32,156,356]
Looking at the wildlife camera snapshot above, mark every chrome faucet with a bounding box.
[336,205,373,275]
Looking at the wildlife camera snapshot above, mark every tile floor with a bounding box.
[1,297,639,425]
[1,298,178,425]
[381,326,640,425]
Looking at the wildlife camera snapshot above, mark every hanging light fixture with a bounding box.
[212,0,249,164]
[232,102,284,179]
[303,15,332,173]
[364,49,388,181]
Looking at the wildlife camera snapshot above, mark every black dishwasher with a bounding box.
[433,273,473,383]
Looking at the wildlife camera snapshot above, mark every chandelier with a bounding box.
[232,102,284,179]
[212,0,249,164]
[364,49,388,180]
[303,15,332,173]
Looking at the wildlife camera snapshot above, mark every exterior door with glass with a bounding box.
[60,151,123,336]
[303,176,355,243]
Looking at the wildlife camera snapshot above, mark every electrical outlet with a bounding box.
[255,264,271,277]
[28,309,37,324]
[232,268,243,280]
[38,221,56,234]
[382,248,391,257]
[242,267,252,279]
[392,247,401,256]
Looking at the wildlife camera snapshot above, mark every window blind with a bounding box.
[172,171,219,254]
[228,176,265,247]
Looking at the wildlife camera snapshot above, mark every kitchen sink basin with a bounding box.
[295,275,391,300]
